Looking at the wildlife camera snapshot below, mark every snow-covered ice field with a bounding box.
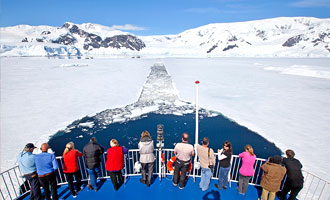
[1,57,330,182]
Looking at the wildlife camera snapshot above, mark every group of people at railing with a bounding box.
[16,131,304,200]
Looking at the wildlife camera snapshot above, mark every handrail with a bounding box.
[1,149,329,200]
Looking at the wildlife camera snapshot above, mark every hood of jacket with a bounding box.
[140,136,152,143]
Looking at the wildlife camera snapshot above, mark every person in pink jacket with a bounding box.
[238,144,256,195]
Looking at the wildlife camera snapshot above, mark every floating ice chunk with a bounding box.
[78,122,94,128]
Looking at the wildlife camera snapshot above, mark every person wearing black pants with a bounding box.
[279,181,303,200]
[109,171,124,191]
[38,172,58,200]
[172,133,194,190]
[25,172,42,200]
[277,149,304,200]
[173,159,190,188]
[105,139,128,191]
[17,143,42,200]
[34,143,59,200]
[65,171,82,196]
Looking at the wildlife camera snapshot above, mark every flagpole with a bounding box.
[193,80,200,182]
[195,80,199,147]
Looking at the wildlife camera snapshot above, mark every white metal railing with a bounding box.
[1,149,329,200]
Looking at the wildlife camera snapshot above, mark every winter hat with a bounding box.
[272,155,282,164]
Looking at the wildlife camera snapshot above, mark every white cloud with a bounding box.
[109,24,145,31]
[292,0,330,7]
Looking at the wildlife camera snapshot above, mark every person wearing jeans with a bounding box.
[86,166,101,190]
[196,137,216,191]
[83,137,104,191]
[200,167,213,191]
[215,141,233,190]
[217,166,231,189]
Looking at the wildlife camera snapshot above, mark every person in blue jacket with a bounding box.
[34,143,59,200]
[17,143,42,200]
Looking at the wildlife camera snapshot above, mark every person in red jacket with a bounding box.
[63,142,83,198]
[105,139,128,191]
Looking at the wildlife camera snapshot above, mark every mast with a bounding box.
[195,80,199,147]
[193,80,200,181]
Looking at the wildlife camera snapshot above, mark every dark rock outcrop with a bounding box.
[207,44,218,53]
[256,30,267,40]
[228,36,238,42]
[52,34,77,45]
[84,34,145,51]
[41,31,51,35]
[61,23,146,51]
[22,38,28,42]
[282,34,304,47]
[223,44,238,51]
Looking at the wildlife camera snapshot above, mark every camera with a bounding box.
[208,165,214,173]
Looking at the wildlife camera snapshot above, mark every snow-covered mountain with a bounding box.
[0,17,329,57]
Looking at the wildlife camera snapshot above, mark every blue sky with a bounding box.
[1,0,329,35]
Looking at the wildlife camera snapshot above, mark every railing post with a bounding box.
[1,173,12,200]
[319,182,329,200]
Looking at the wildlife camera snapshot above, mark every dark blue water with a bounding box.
[48,113,281,158]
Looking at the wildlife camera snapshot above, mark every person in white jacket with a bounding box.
[138,131,155,187]
[215,141,233,190]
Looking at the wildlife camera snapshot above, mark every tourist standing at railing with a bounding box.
[260,155,286,200]
[138,131,155,187]
[63,142,83,198]
[238,144,256,195]
[106,139,128,191]
[83,137,104,192]
[17,143,42,200]
[196,137,216,191]
[173,132,195,190]
[277,149,304,200]
[215,141,233,190]
[34,143,59,200]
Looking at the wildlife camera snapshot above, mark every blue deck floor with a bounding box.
[22,176,280,200]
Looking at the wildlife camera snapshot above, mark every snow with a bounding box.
[264,65,330,79]
[1,17,329,58]
[1,57,330,185]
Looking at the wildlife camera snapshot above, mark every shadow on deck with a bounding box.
[20,176,280,200]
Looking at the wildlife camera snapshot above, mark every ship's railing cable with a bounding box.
[0,149,329,200]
